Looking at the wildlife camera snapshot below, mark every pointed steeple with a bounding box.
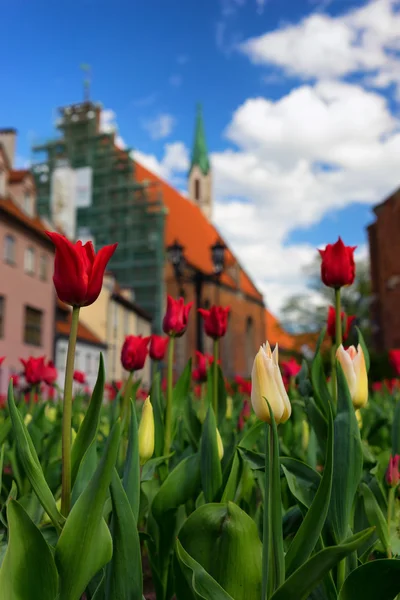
[190,104,210,176]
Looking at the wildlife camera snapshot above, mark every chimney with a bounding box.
[0,128,16,168]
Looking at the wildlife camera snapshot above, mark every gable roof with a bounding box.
[0,196,53,245]
[134,161,263,302]
[8,169,31,184]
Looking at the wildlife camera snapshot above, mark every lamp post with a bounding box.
[166,238,226,353]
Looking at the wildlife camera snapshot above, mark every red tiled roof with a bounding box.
[266,310,296,350]
[134,162,263,301]
[0,197,51,242]
[8,169,30,184]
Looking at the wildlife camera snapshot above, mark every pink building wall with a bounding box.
[0,214,55,395]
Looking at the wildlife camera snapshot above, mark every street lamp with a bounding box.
[166,237,227,352]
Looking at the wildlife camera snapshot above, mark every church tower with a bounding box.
[188,104,212,219]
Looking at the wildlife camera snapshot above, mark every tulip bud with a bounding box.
[216,428,224,460]
[318,237,356,289]
[138,397,155,465]
[336,344,368,409]
[251,342,291,425]
[386,454,400,487]
[198,305,230,340]
[45,405,57,423]
[355,409,362,429]
[71,427,77,446]
[226,396,233,420]
[24,413,32,426]
[302,420,310,452]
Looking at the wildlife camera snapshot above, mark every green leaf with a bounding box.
[71,354,105,487]
[7,382,64,532]
[200,407,222,503]
[306,398,328,457]
[311,328,331,417]
[238,420,264,450]
[0,445,4,496]
[175,539,235,600]
[172,358,192,430]
[216,365,227,427]
[221,450,242,503]
[122,400,140,522]
[178,502,262,600]
[329,363,363,542]
[338,559,400,599]
[0,500,58,600]
[141,453,174,482]
[71,439,98,506]
[392,400,400,455]
[55,421,121,600]
[281,458,321,509]
[238,447,265,470]
[356,327,370,372]
[285,406,334,576]
[150,371,164,457]
[0,418,12,446]
[271,528,375,600]
[360,483,390,554]
[105,469,143,600]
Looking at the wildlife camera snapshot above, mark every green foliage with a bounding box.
[200,407,222,503]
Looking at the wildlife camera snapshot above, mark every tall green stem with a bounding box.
[163,336,175,459]
[29,384,37,414]
[337,559,346,593]
[262,424,271,600]
[331,288,342,411]
[121,371,134,430]
[213,339,219,417]
[388,487,395,559]
[61,305,80,517]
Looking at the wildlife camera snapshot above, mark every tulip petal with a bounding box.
[46,232,89,305]
[352,345,369,408]
[336,345,357,399]
[85,243,118,306]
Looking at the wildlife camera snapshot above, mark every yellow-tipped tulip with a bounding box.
[302,420,310,452]
[45,405,57,423]
[336,344,368,409]
[251,342,291,424]
[139,396,155,465]
[355,409,362,429]
[226,396,233,420]
[216,428,224,460]
[24,413,32,426]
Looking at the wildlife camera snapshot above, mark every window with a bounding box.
[39,254,47,281]
[194,178,201,201]
[0,296,4,338]
[24,306,42,346]
[86,353,91,374]
[24,247,35,275]
[4,234,16,265]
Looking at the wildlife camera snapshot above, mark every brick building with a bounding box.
[368,188,400,351]
[0,129,56,394]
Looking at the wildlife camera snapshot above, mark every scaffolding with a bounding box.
[31,101,166,332]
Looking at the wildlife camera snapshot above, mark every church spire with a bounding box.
[190,103,210,176]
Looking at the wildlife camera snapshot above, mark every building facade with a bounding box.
[368,188,400,350]
[79,273,152,386]
[0,129,56,394]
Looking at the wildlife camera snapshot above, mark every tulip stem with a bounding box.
[163,336,175,461]
[262,424,271,600]
[121,371,134,430]
[332,288,342,411]
[29,384,36,415]
[387,487,395,559]
[213,339,219,418]
[61,305,80,517]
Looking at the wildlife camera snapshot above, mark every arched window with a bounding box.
[245,317,254,375]
[4,235,16,265]
[24,247,35,275]
[194,178,201,201]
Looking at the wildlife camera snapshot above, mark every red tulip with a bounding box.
[20,356,46,385]
[389,349,400,376]
[372,381,383,393]
[281,357,301,379]
[386,455,400,487]
[385,378,400,393]
[319,237,356,289]
[121,335,150,372]
[10,374,19,387]
[327,306,356,342]
[149,335,169,361]
[43,360,58,386]
[192,351,208,383]
[73,370,86,384]
[162,296,193,337]
[198,305,230,340]
[0,357,5,367]
[137,388,149,401]
[46,232,117,307]
[206,353,221,366]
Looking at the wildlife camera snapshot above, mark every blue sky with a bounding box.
[2,0,400,314]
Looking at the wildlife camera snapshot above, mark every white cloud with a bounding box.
[240,0,400,93]
[143,114,176,140]
[169,74,182,87]
[210,80,400,314]
[100,109,126,149]
[132,142,189,181]
[132,93,157,108]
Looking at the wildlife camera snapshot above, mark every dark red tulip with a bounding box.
[389,349,400,376]
[149,335,169,361]
[43,360,58,386]
[10,374,19,387]
[198,305,230,340]
[372,381,383,393]
[73,370,86,384]
[162,296,193,337]
[46,232,117,307]
[0,357,5,367]
[192,351,208,383]
[327,306,356,342]
[234,375,252,396]
[20,356,46,385]
[281,357,301,379]
[319,237,356,289]
[386,455,400,487]
[121,335,150,372]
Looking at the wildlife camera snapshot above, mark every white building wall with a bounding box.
[55,338,107,394]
